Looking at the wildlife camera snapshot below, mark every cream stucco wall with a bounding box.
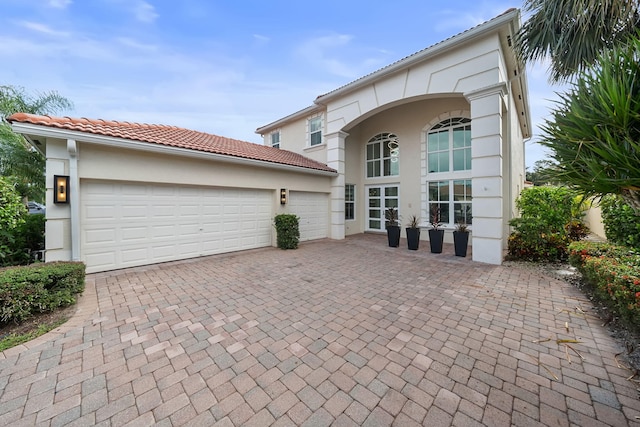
[342,97,471,238]
[78,143,331,192]
[258,29,527,261]
[42,137,333,263]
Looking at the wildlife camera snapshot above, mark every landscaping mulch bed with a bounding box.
[0,304,77,343]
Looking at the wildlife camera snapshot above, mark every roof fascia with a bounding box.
[315,10,520,105]
[256,105,324,135]
[11,122,337,177]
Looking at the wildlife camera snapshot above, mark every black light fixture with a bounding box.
[54,175,70,204]
[280,188,287,205]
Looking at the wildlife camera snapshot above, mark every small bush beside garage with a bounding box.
[0,262,85,324]
[274,214,300,250]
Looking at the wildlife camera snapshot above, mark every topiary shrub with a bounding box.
[600,194,640,250]
[507,186,589,262]
[274,214,300,250]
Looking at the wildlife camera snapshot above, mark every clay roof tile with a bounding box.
[7,113,336,174]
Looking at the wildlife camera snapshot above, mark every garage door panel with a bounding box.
[81,181,273,272]
[121,248,148,263]
[85,228,116,244]
[289,192,329,241]
[121,226,147,241]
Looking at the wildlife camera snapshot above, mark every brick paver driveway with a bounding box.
[1,234,639,426]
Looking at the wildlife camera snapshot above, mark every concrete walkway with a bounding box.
[1,234,639,426]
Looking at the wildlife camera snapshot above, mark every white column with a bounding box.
[465,83,507,265]
[325,131,348,240]
[67,139,81,261]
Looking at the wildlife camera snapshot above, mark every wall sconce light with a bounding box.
[54,175,70,204]
[280,188,287,205]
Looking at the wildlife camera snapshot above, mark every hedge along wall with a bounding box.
[0,262,86,324]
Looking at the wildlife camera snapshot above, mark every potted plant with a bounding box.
[385,207,401,247]
[428,205,444,253]
[406,215,421,250]
[453,222,470,257]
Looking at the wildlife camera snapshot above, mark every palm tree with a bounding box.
[0,85,73,201]
[538,37,640,212]
[515,0,639,82]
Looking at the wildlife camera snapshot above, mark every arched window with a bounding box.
[426,118,472,226]
[366,133,399,177]
[427,117,471,173]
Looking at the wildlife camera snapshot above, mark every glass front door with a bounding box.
[366,185,399,231]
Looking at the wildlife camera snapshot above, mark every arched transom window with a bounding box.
[426,117,472,226]
[427,117,471,173]
[366,132,399,177]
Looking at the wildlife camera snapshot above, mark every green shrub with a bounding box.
[600,194,640,250]
[274,214,300,250]
[0,262,85,323]
[568,241,640,331]
[507,186,588,262]
[0,214,46,267]
[0,177,28,266]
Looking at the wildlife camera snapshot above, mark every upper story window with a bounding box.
[270,131,280,149]
[366,132,399,178]
[309,116,322,146]
[427,117,471,173]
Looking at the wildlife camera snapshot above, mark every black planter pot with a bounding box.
[387,225,401,247]
[453,231,469,257]
[428,229,444,253]
[406,228,420,250]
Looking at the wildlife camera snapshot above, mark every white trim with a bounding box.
[345,183,356,221]
[256,104,323,135]
[67,139,81,261]
[315,10,519,104]
[307,115,323,147]
[365,183,400,232]
[11,122,337,177]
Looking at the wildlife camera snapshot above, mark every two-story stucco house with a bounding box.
[256,8,530,265]
[9,8,530,273]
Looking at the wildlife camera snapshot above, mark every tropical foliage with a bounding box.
[0,85,73,202]
[599,195,640,250]
[537,36,640,213]
[515,0,639,82]
[507,186,588,261]
[569,241,640,332]
[0,176,45,267]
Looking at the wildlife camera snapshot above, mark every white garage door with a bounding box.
[81,181,273,272]
[288,191,329,241]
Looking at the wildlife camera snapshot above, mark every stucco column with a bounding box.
[67,139,81,261]
[325,131,348,240]
[465,83,507,265]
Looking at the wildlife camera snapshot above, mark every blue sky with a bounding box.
[0,0,563,168]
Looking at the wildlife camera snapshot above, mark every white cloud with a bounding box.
[296,33,385,79]
[116,37,158,51]
[47,0,72,9]
[253,34,270,46]
[134,1,158,23]
[20,21,70,37]
[432,4,515,34]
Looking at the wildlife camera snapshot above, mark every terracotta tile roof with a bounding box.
[8,113,336,174]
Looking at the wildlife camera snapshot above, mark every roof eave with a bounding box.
[11,122,338,177]
[255,104,323,135]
